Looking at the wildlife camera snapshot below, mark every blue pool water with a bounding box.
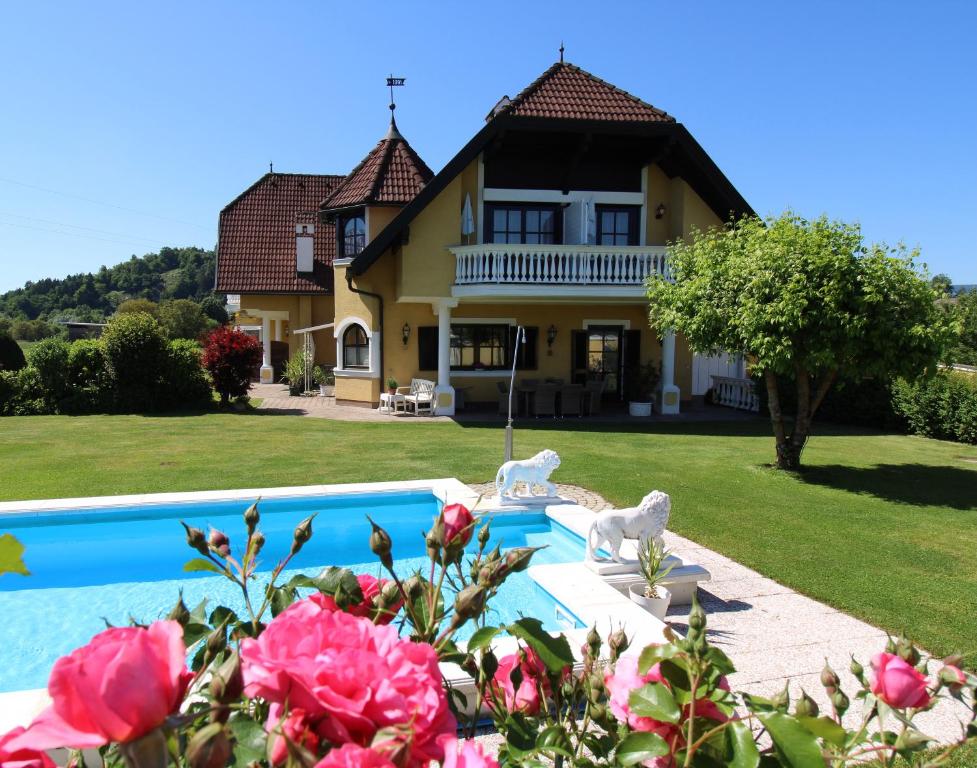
[0,491,585,692]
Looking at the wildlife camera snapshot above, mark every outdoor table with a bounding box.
[379,392,406,414]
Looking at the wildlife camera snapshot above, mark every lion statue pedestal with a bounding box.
[494,449,564,506]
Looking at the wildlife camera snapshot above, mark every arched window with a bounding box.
[342,324,369,369]
[342,215,366,256]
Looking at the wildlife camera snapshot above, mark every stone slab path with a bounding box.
[468,483,970,744]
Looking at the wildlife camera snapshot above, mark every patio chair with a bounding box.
[561,385,583,417]
[544,377,565,387]
[534,385,558,418]
[585,378,605,415]
[402,378,435,416]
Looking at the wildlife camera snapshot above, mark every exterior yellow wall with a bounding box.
[239,293,336,366]
[645,165,673,246]
[367,206,401,241]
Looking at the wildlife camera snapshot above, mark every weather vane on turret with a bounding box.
[386,74,406,128]
[559,41,565,63]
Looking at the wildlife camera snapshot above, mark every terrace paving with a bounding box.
[467,482,972,745]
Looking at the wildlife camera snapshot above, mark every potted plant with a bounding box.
[386,377,398,396]
[628,361,661,417]
[313,366,334,397]
[627,536,675,619]
[282,350,306,396]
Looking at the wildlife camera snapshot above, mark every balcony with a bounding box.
[449,243,670,301]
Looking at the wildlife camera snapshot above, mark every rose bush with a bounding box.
[2,498,975,768]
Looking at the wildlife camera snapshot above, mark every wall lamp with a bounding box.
[402,322,411,346]
[546,324,558,348]
[655,203,667,220]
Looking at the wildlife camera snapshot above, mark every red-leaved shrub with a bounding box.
[202,327,262,404]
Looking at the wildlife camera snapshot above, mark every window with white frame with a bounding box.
[342,324,369,368]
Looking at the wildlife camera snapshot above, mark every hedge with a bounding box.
[892,371,977,445]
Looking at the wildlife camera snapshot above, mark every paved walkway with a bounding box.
[468,483,969,743]
[249,384,757,424]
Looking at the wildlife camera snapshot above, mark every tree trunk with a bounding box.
[778,367,838,471]
[764,370,793,468]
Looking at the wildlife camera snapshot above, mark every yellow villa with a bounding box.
[215,60,754,415]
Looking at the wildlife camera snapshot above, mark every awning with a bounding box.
[291,322,335,334]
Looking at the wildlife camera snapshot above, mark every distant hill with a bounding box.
[954,284,976,296]
[0,247,218,323]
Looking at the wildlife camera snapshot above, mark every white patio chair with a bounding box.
[402,378,435,416]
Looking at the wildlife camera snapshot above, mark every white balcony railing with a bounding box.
[711,375,759,413]
[450,243,669,287]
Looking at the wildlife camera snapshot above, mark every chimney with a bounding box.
[295,214,315,273]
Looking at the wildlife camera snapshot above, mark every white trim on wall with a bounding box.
[333,316,380,379]
[583,319,632,329]
[451,317,517,326]
[476,155,485,245]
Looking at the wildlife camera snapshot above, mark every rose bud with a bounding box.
[585,625,601,659]
[403,573,426,602]
[186,723,232,768]
[831,688,850,717]
[208,528,230,558]
[167,593,191,625]
[425,522,444,563]
[119,727,169,768]
[850,656,866,684]
[251,531,266,558]
[938,664,967,693]
[794,690,819,718]
[212,651,243,702]
[460,654,478,678]
[205,621,228,658]
[441,503,475,549]
[771,684,790,711]
[896,636,920,666]
[477,520,491,549]
[820,661,840,693]
[608,628,629,661]
[687,594,707,635]
[378,580,402,611]
[503,546,538,574]
[454,584,487,622]
[182,522,209,556]
[243,501,260,533]
[481,649,499,680]
[367,516,393,570]
[589,702,606,721]
[290,515,314,556]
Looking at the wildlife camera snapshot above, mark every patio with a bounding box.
[249,383,759,424]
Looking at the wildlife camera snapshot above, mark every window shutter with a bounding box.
[571,330,588,383]
[418,326,438,371]
[516,326,538,370]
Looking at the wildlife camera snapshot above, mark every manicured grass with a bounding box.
[1,413,975,661]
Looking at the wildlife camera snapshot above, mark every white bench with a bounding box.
[397,378,435,416]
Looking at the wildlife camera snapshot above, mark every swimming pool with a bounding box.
[0,487,586,692]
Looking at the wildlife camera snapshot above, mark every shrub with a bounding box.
[115,298,159,318]
[892,371,977,444]
[159,339,212,410]
[202,327,262,405]
[199,294,229,325]
[61,339,113,414]
[10,318,60,341]
[0,367,46,415]
[158,299,214,341]
[0,334,26,372]
[101,313,169,412]
[0,371,16,415]
[26,337,71,413]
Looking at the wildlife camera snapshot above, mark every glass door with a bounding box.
[587,326,623,398]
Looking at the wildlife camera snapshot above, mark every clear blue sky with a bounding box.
[1,1,974,293]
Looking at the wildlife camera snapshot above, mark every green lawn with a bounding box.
[1,413,975,661]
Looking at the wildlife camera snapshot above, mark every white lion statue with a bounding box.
[585,490,671,563]
[495,449,561,499]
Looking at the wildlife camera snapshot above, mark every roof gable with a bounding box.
[321,123,434,211]
[216,173,344,294]
[493,62,675,123]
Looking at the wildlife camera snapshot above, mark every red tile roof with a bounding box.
[321,123,434,211]
[493,62,675,123]
[216,173,344,294]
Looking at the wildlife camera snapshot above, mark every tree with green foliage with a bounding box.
[11,318,59,341]
[0,333,26,372]
[101,312,169,412]
[115,298,159,318]
[930,273,953,297]
[648,212,954,469]
[158,299,213,340]
[948,288,977,365]
[199,295,229,325]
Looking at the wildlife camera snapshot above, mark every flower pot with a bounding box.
[628,584,671,619]
[388,388,397,396]
[629,401,653,417]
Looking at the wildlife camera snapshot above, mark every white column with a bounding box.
[259,316,274,384]
[433,300,457,415]
[658,329,681,415]
[273,319,282,342]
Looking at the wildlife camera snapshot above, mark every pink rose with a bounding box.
[487,648,550,715]
[241,598,454,767]
[315,744,396,768]
[9,621,190,750]
[312,575,403,625]
[0,727,55,768]
[441,504,475,548]
[605,656,678,736]
[439,735,499,768]
[871,653,932,709]
[268,708,320,765]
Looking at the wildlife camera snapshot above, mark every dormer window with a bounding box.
[339,213,366,256]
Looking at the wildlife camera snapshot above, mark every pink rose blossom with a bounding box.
[314,744,396,768]
[871,653,932,709]
[441,504,475,548]
[487,648,550,715]
[439,735,500,768]
[605,656,679,738]
[312,575,403,624]
[268,708,320,765]
[8,621,190,750]
[241,598,454,767]
[0,727,55,768]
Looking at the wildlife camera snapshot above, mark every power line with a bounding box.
[0,219,172,249]
[0,176,211,231]
[0,210,171,245]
